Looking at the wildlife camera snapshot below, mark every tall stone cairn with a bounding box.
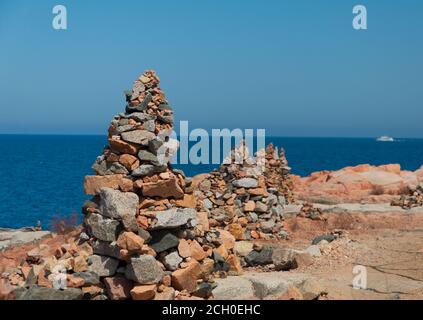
[81,71,242,300]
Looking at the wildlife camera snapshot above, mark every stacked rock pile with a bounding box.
[391,183,423,209]
[194,141,295,241]
[80,70,245,300]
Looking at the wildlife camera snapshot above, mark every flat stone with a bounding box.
[312,234,335,245]
[212,276,255,300]
[125,255,164,284]
[142,178,184,199]
[150,208,198,230]
[88,255,119,277]
[84,175,133,195]
[99,188,139,220]
[15,286,83,300]
[121,130,156,146]
[232,178,258,189]
[131,284,156,300]
[73,271,100,285]
[92,240,121,259]
[128,112,156,123]
[108,138,138,155]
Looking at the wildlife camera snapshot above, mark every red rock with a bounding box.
[117,232,145,253]
[171,260,202,293]
[104,276,133,300]
[119,154,140,171]
[142,178,184,199]
[109,138,138,155]
[214,245,228,259]
[131,284,157,300]
[84,175,133,195]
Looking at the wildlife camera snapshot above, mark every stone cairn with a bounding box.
[81,70,246,300]
[194,141,295,241]
[391,183,423,209]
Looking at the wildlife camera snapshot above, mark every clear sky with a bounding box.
[0,0,422,137]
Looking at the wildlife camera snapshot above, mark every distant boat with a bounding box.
[376,136,394,142]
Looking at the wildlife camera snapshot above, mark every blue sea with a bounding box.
[1,135,422,229]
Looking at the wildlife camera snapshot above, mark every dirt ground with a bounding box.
[279,213,423,300]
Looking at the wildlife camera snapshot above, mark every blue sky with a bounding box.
[0,0,422,137]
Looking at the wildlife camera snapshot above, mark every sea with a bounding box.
[1,135,422,229]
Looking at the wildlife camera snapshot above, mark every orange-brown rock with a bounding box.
[217,229,236,249]
[131,284,157,300]
[117,232,145,253]
[171,260,202,293]
[73,255,88,272]
[227,223,245,240]
[278,286,304,300]
[226,254,243,275]
[178,239,191,258]
[175,194,197,208]
[214,245,228,259]
[84,175,133,195]
[244,201,255,212]
[67,275,85,288]
[196,212,210,231]
[119,154,140,171]
[142,178,184,199]
[189,240,207,261]
[109,138,138,155]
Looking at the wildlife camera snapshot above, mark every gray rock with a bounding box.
[138,150,159,164]
[255,201,268,213]
[232,178,258,189]
[73,271,100,285]
[247,212,258,222]
[312,234,335,245]
[92,159,129,176]
[305,245,322,257]
[260,220,275,233]
[149,231,180,253]
[244,273,290,299]
[132,164,155,177]
[192,282,216,299]
[148,139,164,155]
[126,93,152,113]
[116,124,135,134]
[85,213,120,242]
[283,204,302,217]
[151,208,198,230]
[272,248,297,271]
[271,205,284,217]
[15,286,83,300]
[92,240,121,259]
[99,188,139,221]
[88,255,119,277]
[245,246,274,266]
[212,276,255,300]
[125,255,164,284]
[121,129,156,146]
[144,120,156,132]
[203,199,213,210]
[162,251,182,271]
[128,112,156,123]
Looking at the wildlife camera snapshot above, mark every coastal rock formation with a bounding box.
[292,164,423,204]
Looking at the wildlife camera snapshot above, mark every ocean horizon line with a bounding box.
[0,133,422,140]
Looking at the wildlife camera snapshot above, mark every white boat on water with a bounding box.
[376,136,394,142]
